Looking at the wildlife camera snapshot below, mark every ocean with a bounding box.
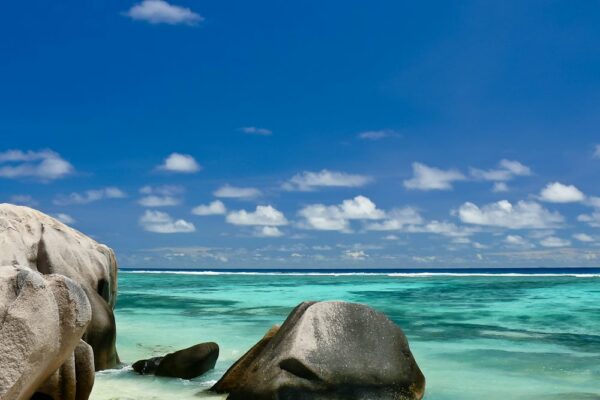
[91,269,600,400]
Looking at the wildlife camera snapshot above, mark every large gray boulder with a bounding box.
[0,204,119,370]
[0,267,92,400]
[212,301,425,400]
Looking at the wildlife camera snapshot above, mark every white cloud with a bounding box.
[54,187,127,206]
[254,226,283,237]
[139,210,196,233]
[366,207,423,231]
[539,182,585,203]
[214,185,261,199]
[539,236,571,248]
[226,205,288,226]
[124,0,203,25]
[138,185,183,207]
[594,144,600,159]
[492,182,509,192]
[573,233,594,242]
[412,256,437,263]
[416,221,474,238]
[344,250,368,260]
[192,200,226,216]
[138,195,180,207]
[403,162,466,191]
[298,196,385,232]
[578,212,600,227]
[357,129,399,140]
[157,153,201,173]
[504,235,533,248]
[240,127,272,136]
[283,169,371,191]
[383,234,399,240]
[470,159,531,183]
[458,200,564,229]
[585,196,600,208]
[54,213,75,225]
[8,195,38,207]
[0,149,73,181]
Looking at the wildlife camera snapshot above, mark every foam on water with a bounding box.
[125,269,600,278]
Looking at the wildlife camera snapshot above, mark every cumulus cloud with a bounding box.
[8,195,38,207]
[240,127,272,136]
[54,187,127,206]
[470,159,531,182]
[138,185,184,207]
[254,226,284,237]
[357,129,399,140]
[578,212,600,227]
[366,207,423,231]
[139,210,196,233]
[573,233,594,242]
[157,153,201,173]
[458,200,564,229]
[124,0,203,25]
[192,200,226,216]
[539,182,585,203]
[413,221,475,238]
[283,169,371,191]
[298,196,385,232]
[403,162,466,191]
[504,235,533,248]
[585,196,600,208]
[54,213,76,225]
[0,149,73,181]
[492,182,509,192]
[344,250,368,260]
[539,236,571,248]
[214,185,261,199]
[226,205,288,226]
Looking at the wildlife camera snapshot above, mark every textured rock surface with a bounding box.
[212,325,280,393]
[0,267,92,400]
[0,204,119,370]
[132,357,164,375]
[212,301,425,400]
[155,342,219,379]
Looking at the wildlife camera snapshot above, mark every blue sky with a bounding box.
[1,0,600,269]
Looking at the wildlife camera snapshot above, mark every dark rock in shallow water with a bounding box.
[148,342,219,379]
[211,301,425,400]
[132,357,164,375]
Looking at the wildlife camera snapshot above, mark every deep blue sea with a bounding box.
[92,268,600,399]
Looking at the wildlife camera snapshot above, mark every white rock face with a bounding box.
[0,267,92,400]
[0,204,119,370]
[0,204,117,308]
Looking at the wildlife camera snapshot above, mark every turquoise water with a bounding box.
[91,271,600,400]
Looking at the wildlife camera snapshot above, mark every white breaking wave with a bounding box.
[121,270,600,278]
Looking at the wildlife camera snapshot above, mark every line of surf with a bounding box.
[121,270,600,278]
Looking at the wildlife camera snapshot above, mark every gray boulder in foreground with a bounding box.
[0,267,93,400]
[0,204,119,371]
[212,301,425,400]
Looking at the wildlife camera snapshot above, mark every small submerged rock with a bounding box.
[133,342,219,380]
[211,301,425,400]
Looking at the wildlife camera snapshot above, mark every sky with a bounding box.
[1,0,600,269]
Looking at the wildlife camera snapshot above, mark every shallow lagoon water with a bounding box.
[92,271,600,400]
